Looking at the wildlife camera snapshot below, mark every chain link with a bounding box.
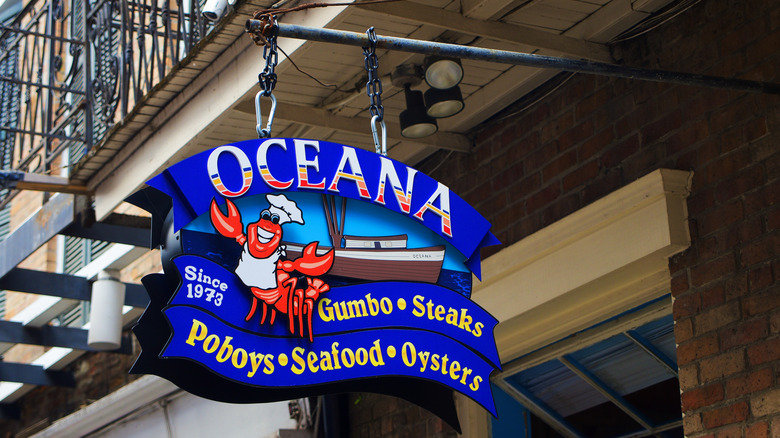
[258,22,279,95]
[256,19,278,137]
[362,27,383,121]
[363,27,386,155]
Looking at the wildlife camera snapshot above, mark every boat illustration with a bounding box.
[283,195,445,283]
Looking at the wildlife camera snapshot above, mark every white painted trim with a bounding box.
[12,296,78,328]
[75,245,148,280]
[472,169,692,363]
[456,393,491,438]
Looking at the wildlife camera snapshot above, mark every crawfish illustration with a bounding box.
[210,194,334,341]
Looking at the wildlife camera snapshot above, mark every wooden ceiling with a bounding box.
[226,0,677,164]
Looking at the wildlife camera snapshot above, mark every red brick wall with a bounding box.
[352,0,779,436]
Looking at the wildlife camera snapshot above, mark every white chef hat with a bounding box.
[266,193,304,225]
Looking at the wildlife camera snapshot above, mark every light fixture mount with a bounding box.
[391,64,424,88]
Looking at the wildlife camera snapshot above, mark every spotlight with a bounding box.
[400,85,438,138]
[425,85,464,118]
[424,56,463,90]
[392,65,438,138]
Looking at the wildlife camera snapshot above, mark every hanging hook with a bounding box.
[370,115,386,156]
[256,90,277,138]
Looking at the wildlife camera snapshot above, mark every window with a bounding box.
[493,303,682,438]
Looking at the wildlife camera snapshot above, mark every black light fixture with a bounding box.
[424,56,464,90]
[392,64,438,138]
[424,85,464,118]
[400,84,438,138]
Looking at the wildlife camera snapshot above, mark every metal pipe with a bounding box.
[248,21,780,95]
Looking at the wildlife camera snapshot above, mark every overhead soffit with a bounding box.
[76,0,679,188]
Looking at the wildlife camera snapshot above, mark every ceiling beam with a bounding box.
[461,0,525,20]
[233,100,472,153]
[0,172,92,195]
[60,218,151,248]
[0,362,75,387]
[0,320,133,354]
[356,2,613,63]
[0,268,150,308]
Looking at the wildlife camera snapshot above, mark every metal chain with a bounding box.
[362,27,386,155]
[362,27,383,120]
[258,22,279,95]
[256,20,279,138]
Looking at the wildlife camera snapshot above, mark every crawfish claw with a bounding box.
[292,242,334,276]
[210,198,244,240]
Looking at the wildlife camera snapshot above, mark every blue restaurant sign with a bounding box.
[129,138,501,429]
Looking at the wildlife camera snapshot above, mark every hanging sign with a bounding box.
[129,138,501,428]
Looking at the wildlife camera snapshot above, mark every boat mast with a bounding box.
[339,196,346,241]
[322,194,344,248]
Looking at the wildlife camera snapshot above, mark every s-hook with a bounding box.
[255,91,277,138]
[256,16,279,138]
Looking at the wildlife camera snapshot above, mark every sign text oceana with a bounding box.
[206,139,453,237]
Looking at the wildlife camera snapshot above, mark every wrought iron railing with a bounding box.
[0,0,213,198]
